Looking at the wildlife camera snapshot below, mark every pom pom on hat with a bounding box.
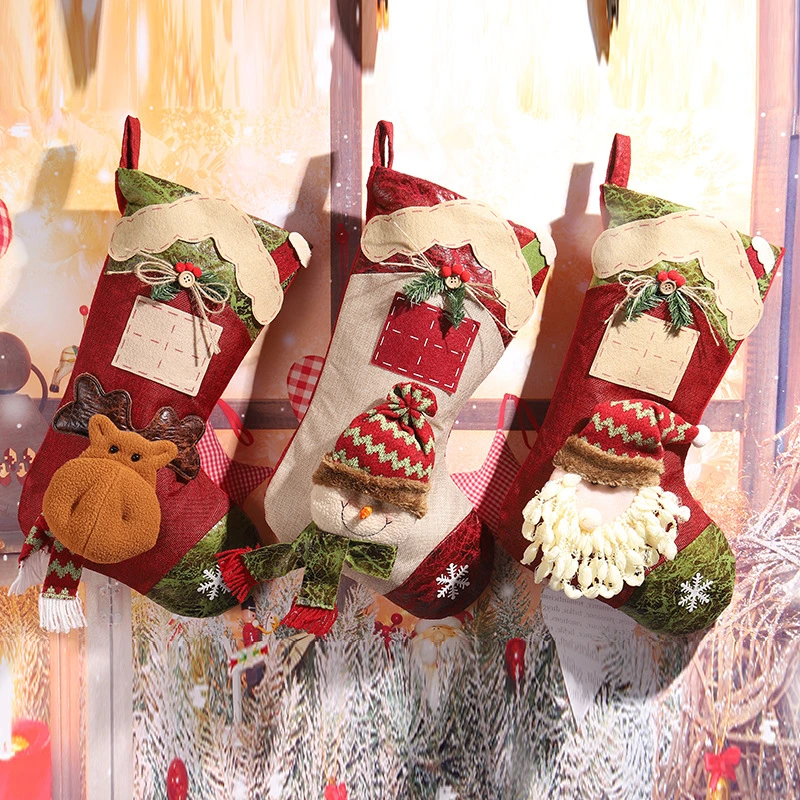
[692,424,711,447]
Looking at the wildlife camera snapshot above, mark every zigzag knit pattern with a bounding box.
[41,539,84,601]
[336,427,432,479]
[579,399,698,462]
[19,516,55,563]
[329,381,437,485]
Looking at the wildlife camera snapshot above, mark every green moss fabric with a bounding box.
[242,522,397,610]
[620,523,735,634]
[521,238,547,279]
[146,505,257,617]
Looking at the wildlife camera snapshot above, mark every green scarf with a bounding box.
[241,522,397,609]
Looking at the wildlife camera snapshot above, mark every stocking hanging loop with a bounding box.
[601,133,631,228]
[372,120,394,169]
[115,116,141,214]
[605,133,631,187]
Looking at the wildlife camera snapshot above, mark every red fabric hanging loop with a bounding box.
[498,393,540,449]
[215,399,255,446]
[372,120,394,169]
[600,132,631,227]
[115,116,141,214]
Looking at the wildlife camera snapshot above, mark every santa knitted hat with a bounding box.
[553,399,710,488]
[312,382,437,518]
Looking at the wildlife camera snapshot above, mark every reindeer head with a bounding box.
[42,415,177,564]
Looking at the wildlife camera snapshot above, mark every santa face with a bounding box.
[310,483,418,546]
[521,468,690,599]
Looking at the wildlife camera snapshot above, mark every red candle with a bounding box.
[0,719,52,800]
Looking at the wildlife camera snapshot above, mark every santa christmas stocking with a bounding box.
[498,134,782,635]
[10,117,310,632]
[217,121,553,633]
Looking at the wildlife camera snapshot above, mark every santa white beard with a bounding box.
[520,471,690,600]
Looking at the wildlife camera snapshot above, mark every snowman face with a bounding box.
[310,483,418,546]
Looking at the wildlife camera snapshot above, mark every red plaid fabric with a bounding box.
[452,431,521,536]
[287,355,325,421]
[0,199,11,258]
[451,395,537,536]
[197,423,273,506]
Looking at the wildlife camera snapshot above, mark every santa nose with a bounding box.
[359,505,373,520]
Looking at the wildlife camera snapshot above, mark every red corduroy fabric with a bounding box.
[385,511,490,617]
[372,293,480,394]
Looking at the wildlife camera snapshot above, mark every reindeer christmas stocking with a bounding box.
[498,134,782,635]
[11,117,310,632]
[218,121,553,633]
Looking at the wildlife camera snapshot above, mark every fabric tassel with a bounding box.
[216,548,256,601]
[8,549,51,595]
[38,593,87,633]
[281,597,338,636]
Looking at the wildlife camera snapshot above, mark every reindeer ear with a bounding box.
[144,439,179,471]
[87,414,120,444]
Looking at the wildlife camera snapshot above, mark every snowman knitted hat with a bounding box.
[312,382,437,518]
[553,399,710,488]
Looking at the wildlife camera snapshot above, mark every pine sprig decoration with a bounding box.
[151,282,180,303]
[444,285,466,328]
[403,272,445,305]
[666,289,694,329]
[403,272,467,328]
[624,282,661,322]
[621,268,700,331]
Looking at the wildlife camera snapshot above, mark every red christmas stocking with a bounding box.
[219,121,553,632]
[498,134,782,635]
[11,117,310,632]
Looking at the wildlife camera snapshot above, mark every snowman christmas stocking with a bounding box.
[217,121,553,633]
[12,117,310,632]
[498,134,782,635]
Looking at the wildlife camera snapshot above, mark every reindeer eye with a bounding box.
[131,453,141,462]
[109,445,119,454]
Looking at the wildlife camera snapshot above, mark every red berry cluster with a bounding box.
[440,261,471,283]
[374,612,405,650]
[657,268,686,287]
[175,261,202,277]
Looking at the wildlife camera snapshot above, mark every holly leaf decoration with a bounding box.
[151,282,180,303]
[666,289,694,329]
[624,282,662,321]
[445,284,466,328]
[403,272,446,305]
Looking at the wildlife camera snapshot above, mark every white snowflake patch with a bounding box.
[197,566,229,601]
[677,572,713,613]
[436,563,470,600]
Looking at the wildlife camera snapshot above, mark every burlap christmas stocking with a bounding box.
[11,117,310,632]
[217,121,553,633]
[498,134,782,635]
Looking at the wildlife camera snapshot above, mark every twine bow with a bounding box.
[133,257,230,354]
[704,746,740,790]
[612,270,721,346]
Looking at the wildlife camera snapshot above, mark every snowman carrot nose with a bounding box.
[359,506,373,520]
